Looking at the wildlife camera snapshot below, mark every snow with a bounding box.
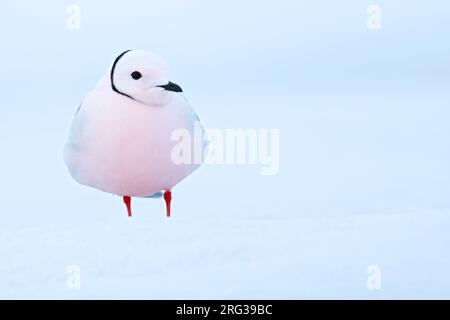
[1,1,450,299]
[1,212,449,299]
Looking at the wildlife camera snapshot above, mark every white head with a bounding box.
[109,50,182,106]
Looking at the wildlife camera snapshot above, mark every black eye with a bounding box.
[131,71,142,80]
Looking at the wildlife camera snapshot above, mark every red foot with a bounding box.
[163,190,172,217]
[123,196,132,217]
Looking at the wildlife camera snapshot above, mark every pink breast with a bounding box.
[66,91,203,197]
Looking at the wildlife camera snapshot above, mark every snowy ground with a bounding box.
[1,212,449,299]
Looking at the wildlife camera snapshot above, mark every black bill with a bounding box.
[157,81,183,92]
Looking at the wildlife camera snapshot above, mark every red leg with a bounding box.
[123,196,132,217]
[163,190,172,217]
